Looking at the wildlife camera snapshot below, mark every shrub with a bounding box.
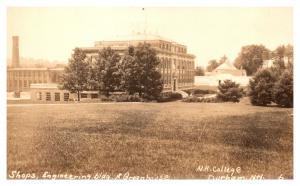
[182,96,200,102]
[217,80,243,102]
[272,70,293,107]
[101,97,114,102]
[169,92,183,100]
[115,94,143,102]
[184,89,217,96]
[248,69,277,106]
[182,96,220,103]
[157,92,182,102]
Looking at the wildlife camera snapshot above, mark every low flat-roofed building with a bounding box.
[7,67,64,92]
[30,83,100,102]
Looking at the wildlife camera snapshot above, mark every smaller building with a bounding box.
[195,60,249,89]
[30,83,99,102]
[262,57,290,69]
[7,68,64,92]
[210,60,246,76]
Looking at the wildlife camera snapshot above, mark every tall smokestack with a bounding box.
[12,36,20,68]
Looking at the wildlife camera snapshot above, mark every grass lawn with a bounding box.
[7,98,293,179]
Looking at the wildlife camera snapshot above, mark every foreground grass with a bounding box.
[7,100,293,179]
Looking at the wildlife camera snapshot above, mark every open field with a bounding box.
[7,98,293,179]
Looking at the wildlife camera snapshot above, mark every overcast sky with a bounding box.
[7,7,293,67]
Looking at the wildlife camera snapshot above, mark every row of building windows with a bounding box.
[8,71,49,79]
[8,79,48,90]
[160,69,194,84]
[159,43,187,53]
[158,58,194,70]
[36,92,69,101]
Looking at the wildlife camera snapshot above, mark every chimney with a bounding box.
[12,36,20,68]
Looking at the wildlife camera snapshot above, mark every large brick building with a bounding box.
[7,67,63,92]
[80,34,195,91]
[8,35,196,101]
[7,36,64,92]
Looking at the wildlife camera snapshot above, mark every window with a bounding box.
[36,92,42,100]
[64,93,69,101]
[55,93,60,101]
[81,93,87,98]
[9,80,12,88]
[91,94,98,99]
[24,80,27,88]
[46,92,51,101]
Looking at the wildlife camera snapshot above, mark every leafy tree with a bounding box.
[135,43,163,100]
[120,43,162,100]
[119,46,142,95]
[248,69,277,106]
[272,70,293,108]
[62,48,89,101]
[234,45,270,75]
[120,43,163,100]
[195,66,205,76]
[206,59,218,72]
[91,47,121,97]
[217,80,243,102]
[285,44,293,64]
[218,55,228,65]
[270,44,294,76]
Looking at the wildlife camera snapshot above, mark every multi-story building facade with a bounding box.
[80,34,195,91]
[7,68,63,92]
[8,35,195,102]
[7,36,64,92]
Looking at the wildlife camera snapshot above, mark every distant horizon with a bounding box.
[7,7,293,67]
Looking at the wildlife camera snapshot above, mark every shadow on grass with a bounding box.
[222,112,292,152]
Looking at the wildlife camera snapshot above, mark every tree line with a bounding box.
[201,44,293,76]
[61,43,163,101]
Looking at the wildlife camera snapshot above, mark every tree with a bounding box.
[248,69,277,106]
[218,55,228,65]
[234,45,270,75]
[206,59,218,72]
[270,44,294,76]
[121,43,163,100]
[195,66,205,76]
[135,43,163,100]
[217,80,243,102]
[272,70,293,108]
[119,46,142,95]
[285,44,293,64]
[62,48,89,101]
[91,47,121,97]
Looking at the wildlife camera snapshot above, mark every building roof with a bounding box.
[214,60,239,71]
[30,83,59,89]
[7,67,64,71]
[95,33,185,46]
